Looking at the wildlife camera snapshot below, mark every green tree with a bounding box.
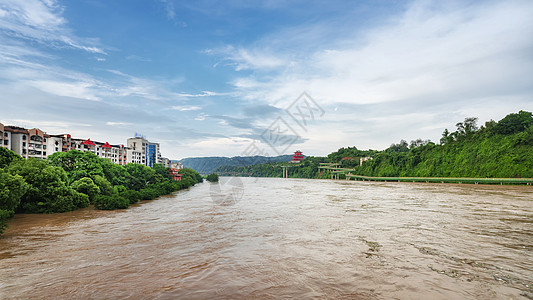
[494,110,533,134]
[94,194,129,210]
[206,173,219,182]
[0,147,22,169]
[7,158,88,213]
[48,150,105,183]
[92,175,113,196]
[71,177,100,202]
[0,169,28,234]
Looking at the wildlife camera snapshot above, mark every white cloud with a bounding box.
[26,80,101,101]
[194,113,207,121]
[176,90,229,97]
[206,45,288,71]
[106,121,133,126]
[221,0,533,108]
[171,105,202,111]
[187,137,255,156]
[0,0,106,54]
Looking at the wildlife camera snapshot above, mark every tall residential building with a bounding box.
[126,137,148,165]
[127,136,161,167]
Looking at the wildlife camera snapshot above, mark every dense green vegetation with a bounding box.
[215,111,533,180]
[206,173,219,182]
[179,155,293,174]
[216,156,331,179]
[0,149,202,234]
[356,111,533,178]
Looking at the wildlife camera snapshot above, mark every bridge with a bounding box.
[280,164,304,178]
[317,163,533,185]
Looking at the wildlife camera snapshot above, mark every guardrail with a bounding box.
[344,174,533,185]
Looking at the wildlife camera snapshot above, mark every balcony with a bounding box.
[30,136,43,143]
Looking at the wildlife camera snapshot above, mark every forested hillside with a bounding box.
[357,111,533,178]
[216,156,328,178]
[214,111,533,179]
[179,155,293,174]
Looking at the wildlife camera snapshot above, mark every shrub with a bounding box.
[206,173,219,182]
[120,190,141,204]
[71,177,100,202]
[94,194,129,210]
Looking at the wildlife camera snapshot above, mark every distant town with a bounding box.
[0,122,180,169]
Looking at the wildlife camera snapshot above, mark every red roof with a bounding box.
[100,142,112,148]
[81,139,96,146]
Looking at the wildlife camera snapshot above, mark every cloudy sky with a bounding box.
[1,0,532,159]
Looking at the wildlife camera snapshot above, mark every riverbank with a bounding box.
[344,174,533,185]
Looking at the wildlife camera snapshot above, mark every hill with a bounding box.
[178,155,293,174]
[213,111,533,179]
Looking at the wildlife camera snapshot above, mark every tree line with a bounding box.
[214,111,533,180]
[0,149,202,234]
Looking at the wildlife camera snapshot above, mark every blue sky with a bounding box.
[1,0,532,159]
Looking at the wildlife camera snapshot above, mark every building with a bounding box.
[1,125,50,159]
[291,150,304,163]
[360,157,373,165]
[1,122,168,167]
[0,123,10,149]
[126,136,162,167]
[169,162,183,181]
[171,161,183,170]
[127,137,148,165]
[161,157,171,168]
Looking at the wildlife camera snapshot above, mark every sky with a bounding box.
[1,0,532,159]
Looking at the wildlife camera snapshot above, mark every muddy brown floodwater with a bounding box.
[1,177,532,299]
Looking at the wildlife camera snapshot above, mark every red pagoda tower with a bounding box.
[291,150,304,163]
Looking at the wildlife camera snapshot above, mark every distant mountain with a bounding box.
[177,155,293,174]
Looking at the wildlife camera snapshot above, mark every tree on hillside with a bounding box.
[494,110,533,134]
[387,140,409,152]
[456,117,478,137]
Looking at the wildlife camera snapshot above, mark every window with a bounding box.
[3,140,7,145]
[3,132,7,137]
[23,135,26,140]
[43,145,46,149]
[22,142,26,146]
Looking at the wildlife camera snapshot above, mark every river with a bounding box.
[1,177,532,299]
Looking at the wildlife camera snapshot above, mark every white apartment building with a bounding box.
[126,136,162,167]
[1,125,49,159]
[127,137,148,165]
[1,123,167,168]
[161,157,171,168]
